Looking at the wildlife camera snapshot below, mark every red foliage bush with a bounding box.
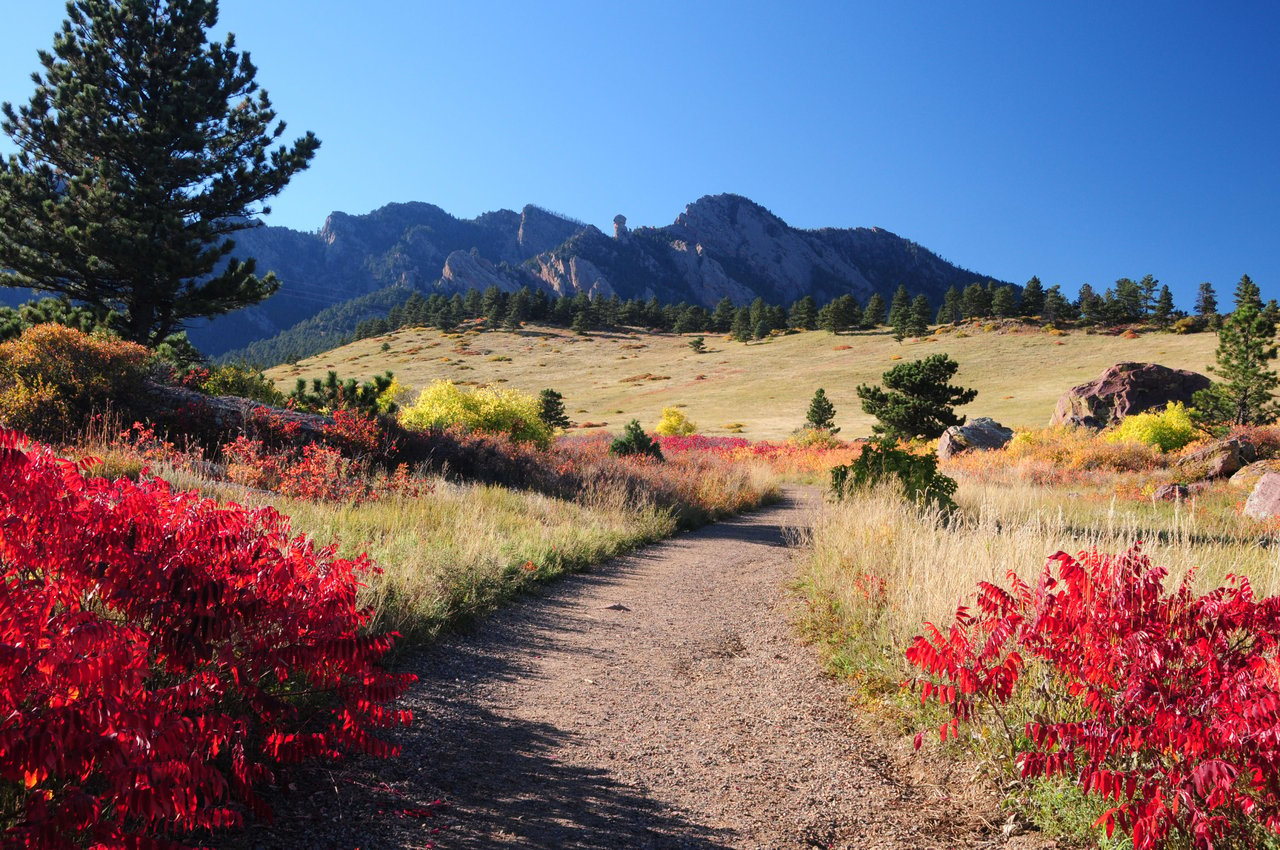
[907,546,1280,849]
[0,429,413,847]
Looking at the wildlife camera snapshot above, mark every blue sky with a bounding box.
[3,1,1278,309]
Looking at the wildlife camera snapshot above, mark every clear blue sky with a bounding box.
[3,1,1278,309]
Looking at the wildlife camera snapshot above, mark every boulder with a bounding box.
[1152,483,1189,502]
[937,417,1015,460]
[1229,459,1280,489]
[1177,437,1257,480]
[1050,362,1210,429]
[1244,472,1280,520]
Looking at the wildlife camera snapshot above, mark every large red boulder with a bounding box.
[1050,362,1210,429]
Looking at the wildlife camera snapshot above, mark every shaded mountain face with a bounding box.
[3,194,1007,355]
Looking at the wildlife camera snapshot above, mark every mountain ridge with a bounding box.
[1,194,1012,356]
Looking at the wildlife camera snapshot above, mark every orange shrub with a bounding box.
[0,323,150,439]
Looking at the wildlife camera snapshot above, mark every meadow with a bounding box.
[266,321,1218,441]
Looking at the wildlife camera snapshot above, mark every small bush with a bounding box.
[791,426,843,449]
[1106,402,1198,452]
[829,439,957,512]
[0,323,150,439]
[194,362,285,405]
[398,380,552,449]
[610,420,663,460]
[656,406,697,436]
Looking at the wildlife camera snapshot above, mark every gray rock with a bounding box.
[937,417,1014,460]
[1245,472,1280,519]
[1050,362,1211,429]
[1177,437,1257,480]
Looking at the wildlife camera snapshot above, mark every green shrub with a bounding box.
[398,380,552,449]
[610,419,663,460]
[829,439,956,512]
[656,406,697,436]
[290,369,398,417]
[1105,401,1198,452]
[199,363,285,405]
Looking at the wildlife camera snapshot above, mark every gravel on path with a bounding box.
[217,487,1048,850]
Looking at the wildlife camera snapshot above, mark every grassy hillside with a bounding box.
[267,322,1218,440]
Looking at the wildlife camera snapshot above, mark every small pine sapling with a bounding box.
[610,419,664,460]
[805,388,839,434]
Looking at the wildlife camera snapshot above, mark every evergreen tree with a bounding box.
[991,285,1018,318]
[888,285,912,331]
[961,283,992,319]
[1205,274,1280,425]
[1152,284,1175,328]
[862,293,887,327]
[1138,274,1159,318]
[936,286,963,325]
[908,294,931,337]
[1020,276,1045,317]
[0,0,319,345]
[856,353,978,441]
[711,297,736,333]
[730,306,752,342]
[789,295,818,330]
[538,388,571,430]
[1076,283,1106,326]
[805,388,838,433]
[1110,277,1145,323]
[1042,285,1075,323]
[1195,282,1219,318]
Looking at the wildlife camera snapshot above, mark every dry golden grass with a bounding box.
[798,475,1280,702]
[266,323,1217,442]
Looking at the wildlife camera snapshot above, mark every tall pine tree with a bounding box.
[0,0,319,345]
[1207,275,1280,425]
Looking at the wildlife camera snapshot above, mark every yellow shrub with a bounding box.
[656,406,697,436]
[398,380,551,448]
[0,324,150,438]
[1105,402,1198,453]
[377,377,411,414]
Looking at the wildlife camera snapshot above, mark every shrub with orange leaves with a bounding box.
[0,323,150,439]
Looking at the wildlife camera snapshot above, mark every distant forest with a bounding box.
[220,274,1206,368]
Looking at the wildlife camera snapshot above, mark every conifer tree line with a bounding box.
[350,273,1220,350]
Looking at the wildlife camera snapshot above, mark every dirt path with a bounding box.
[221,487,1037,849]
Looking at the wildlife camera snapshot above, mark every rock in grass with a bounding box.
[937,417,1014,460]
[1245,472,1280,519]
[1177,437,1257,481]
[1050,362,1210,430]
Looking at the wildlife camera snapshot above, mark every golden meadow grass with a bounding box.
[266,322,1217,441]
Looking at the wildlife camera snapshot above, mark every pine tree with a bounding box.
[862,293,888,327]
[1152,284,1175,328]
[711,297,736,333]
[1020,276,1045,317]
[1195,282,1219,318]
[936,286,963,325]
[908,294,931,337]
[0,0,319,345]
[888,285,912,333]
[730,306,752,342]
[1207,274,1280,425]
[961,283,992,319]
[788,296,818,330]
[991,286,1018,319]
[856,354,978,441]
[805,388,838,433]
[538,388,571,430]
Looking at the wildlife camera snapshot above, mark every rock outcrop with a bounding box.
[441,251,521,293]
[1050,363,1211,429]
[1177,437,1258,480]
[937,417,1014,460]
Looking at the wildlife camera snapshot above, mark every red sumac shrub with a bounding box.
[0,429,413,848]
[907,546,1280,850]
